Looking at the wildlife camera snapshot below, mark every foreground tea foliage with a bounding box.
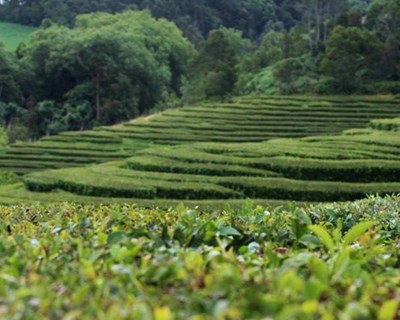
[0,196,399,319]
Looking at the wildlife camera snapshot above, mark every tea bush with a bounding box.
[0,196,399,319]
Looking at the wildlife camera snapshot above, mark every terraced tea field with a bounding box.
[101,96,400,143]
[1,95,400,205]
[2,95,400,175]
[0,133,148,175]
[21,128,400,202]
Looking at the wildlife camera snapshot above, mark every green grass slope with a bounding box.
[0,196,399,319]
[0,22,36,50]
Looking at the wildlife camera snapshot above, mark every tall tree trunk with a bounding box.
[315,0,322,47]
[307,10,313,53]
[323,21,328,43]
[6,117,12,132]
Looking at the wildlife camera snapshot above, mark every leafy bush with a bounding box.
[237,66,279,95]
[363,81,400,94]
[0,170,18,184]
[0,196,399,318]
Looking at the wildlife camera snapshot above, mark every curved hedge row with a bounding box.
[370,118,400,131]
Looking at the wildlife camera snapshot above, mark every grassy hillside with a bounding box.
[0,196,399,319]
[1,95,400,205]
[0,22,36,50]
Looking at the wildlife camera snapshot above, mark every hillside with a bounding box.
[0,22,36,50]
[1,95,400,205]
[2,95,400,175]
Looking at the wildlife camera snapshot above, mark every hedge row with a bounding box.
[24,172,239,199]
[11,142,123,152]
[251,157,400,182]
[7,148,128,159]
[130,121,345,131]
[219,177,400,201]
[108,126,341,137]
[125,155,278,177]
[370,118,400,132]
[22,166,400,202]
[184,104,400,115]
[159,112,396,124]
[126,150,400,184]
[158,111,383,120]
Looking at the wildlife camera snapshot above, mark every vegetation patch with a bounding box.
[0,196,399,318]
[0,22,36,50]
[0,96,400,203]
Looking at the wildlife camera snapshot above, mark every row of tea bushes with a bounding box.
[370,118,400,131]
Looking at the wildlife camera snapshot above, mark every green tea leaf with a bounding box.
[308,225,335,253]
[333,247,351,279]
[343,221,375,245]
[107,231,126,245]
[218,226,241,237]
[378,300,399,320]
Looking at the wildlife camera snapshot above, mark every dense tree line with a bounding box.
[0,0,369,43]
[0,0,399,142]
[0,11,192,140]
[0,0,281,43]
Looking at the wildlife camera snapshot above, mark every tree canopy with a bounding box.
[19,10,192,135]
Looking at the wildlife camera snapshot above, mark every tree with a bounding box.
[273,58,304,93]
[0,44,22,104]
[366,0,400,80]
[65,101,92,131]
[23,10,193,127]
[36,100,66,136]
[0,102,25,131]
[193,29,238,99]
[320,26,383,92]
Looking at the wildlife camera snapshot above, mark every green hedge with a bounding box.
[24,171,240,199]
[219,177,400,201]
[370,118,400,131]
[125,155,278,177]
[250,157,400,182]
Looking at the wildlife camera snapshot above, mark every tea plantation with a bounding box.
[1,97,400,319]
[1,95,400,205]
[0,196,399,319]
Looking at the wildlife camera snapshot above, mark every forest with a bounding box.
[0,0,399,141]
